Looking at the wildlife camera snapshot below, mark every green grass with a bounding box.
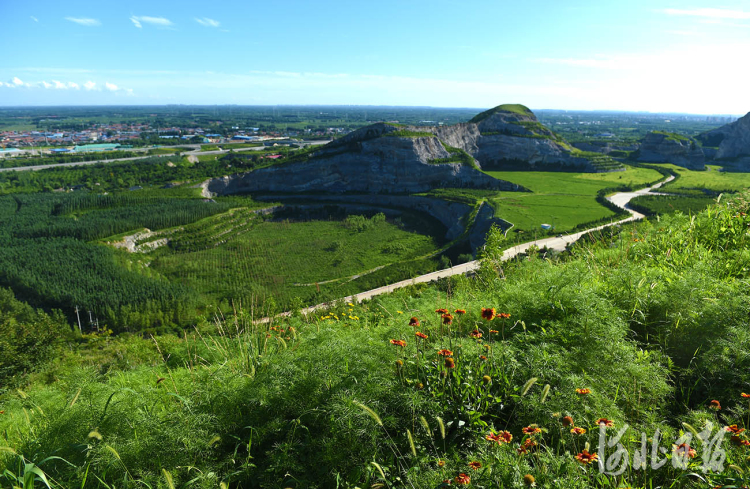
[148,211,444,310]
[7,196,750,487]
[382,130,436,138]
[629,194,717,215]
[469,103,534,123]
[482,166,663,232]
[654,164,750,193]
[652,130,691,142]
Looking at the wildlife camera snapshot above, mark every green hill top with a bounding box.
[469,103,534,123]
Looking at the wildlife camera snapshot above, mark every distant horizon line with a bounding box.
[0,104,743,117]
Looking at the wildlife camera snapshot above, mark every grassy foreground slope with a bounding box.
[4,194,750,488]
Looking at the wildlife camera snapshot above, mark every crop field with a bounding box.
[148,210,445,311]
[483,166,662,232]
[629,193,717,215]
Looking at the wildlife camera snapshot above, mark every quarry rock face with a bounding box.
[637,132,706,169]
[205,131,522,196]
[699,111,750,160]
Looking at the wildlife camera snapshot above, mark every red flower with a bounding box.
[517,438,538,454]
[727,424,746,435]
[468,461,481,471]
[575,450,598,465]
[570,427,586,435]
[481,308,496,320]
[576,388,591,395]
[390,339,406,348]
[486,431,512,445]
[454,309,466,315]
[435,308,449,314]
[409,317,420,327]
[469,330,483,339]
[561,416,574,427]
[415,331,428,339]
[442,313,454,325]
[437,349,453,356]
[596,418,614,427]
[497,313,511,319]
[673,443,697,458]
[742,393,750,398]
[731,435,750,447]
[522,426,542,435]
[709,400,722,410]
[454,473,471,485]
[489,329,499,334]
[444,357,455,369]
[479,355,487,361]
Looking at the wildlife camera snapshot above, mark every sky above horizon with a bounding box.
[1,0,750,114]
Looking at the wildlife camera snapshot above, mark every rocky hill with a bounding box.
[636,131,705,170]
[204,104,624,198]
[698,111,750,163]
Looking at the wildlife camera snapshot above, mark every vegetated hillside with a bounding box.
[4,195,750,488]
[698,111,750,162]
[635,131,705,169]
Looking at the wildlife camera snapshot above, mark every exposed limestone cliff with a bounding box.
[698,111,750,160]
[637,132,705,170]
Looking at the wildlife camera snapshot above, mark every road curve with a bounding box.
[266,175,675,321]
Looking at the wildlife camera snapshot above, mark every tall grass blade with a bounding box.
[162,469,175,489]
[407,429,417,457]
[371,461,387,481]
[436,417,446,440]
[540,384,550,403]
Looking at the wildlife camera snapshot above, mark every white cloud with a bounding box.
[195,17,220,27]
[662,8,750,20]
[52,80,67,89]
[41,81,52,89]
[30,16,38,22]
[12,77,24,86]
[105,82,119,91]
[68,82,80,89]
[65,17,101,26]
[84,81,97,90]
[130,16,173,28]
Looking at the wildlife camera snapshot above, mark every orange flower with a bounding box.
[479,355,487,361]
[731,435,750,447]
[522,426,542,435]
[709,400,722,410]
[435,308,449,314]
[409,317,420,327]
[596,418,614,427]
[727,424,746,434]
[571,427,587,435]
[454,309,466,315]
[468,461,481,471]
[486,431,512,445]
[454,473,471,485]
[576,388,591,395]
[445,357,456,369]
[562,416,574,427]
[575,450,598,465]
[437,349,453,356]
[481,308,496,320]
[415,331,428,339]
[390,339,406,348]
[517,438,538,454]
[742,393,750,398]
[469,330,483,339]
[442,313,454,325]
[497,313,511,319]
[489,329,499,334]
[673,443,697,458]
[437,459,445,467]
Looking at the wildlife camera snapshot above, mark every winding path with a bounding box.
[268,175,675,320]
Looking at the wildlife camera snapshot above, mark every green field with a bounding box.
[651,164,750,193]
[484,166,663,232]
[148,210,444,310]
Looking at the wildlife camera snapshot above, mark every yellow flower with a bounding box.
[348,302,354,307]
[397,310,404,314]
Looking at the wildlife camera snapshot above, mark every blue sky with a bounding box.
[1,0,750,113]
